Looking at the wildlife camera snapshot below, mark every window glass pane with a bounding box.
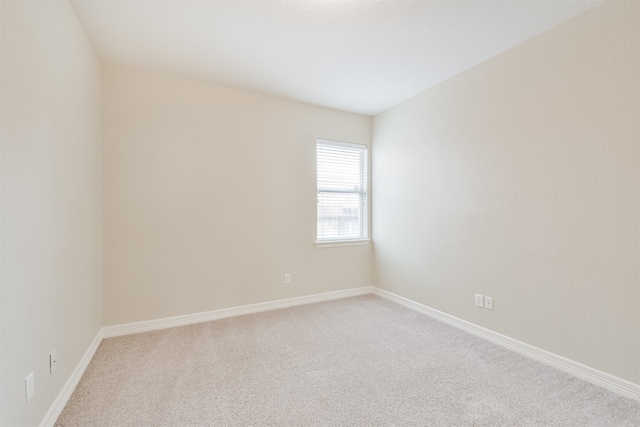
[317,192,363,241]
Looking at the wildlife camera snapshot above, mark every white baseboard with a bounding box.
[39,328,104,427]
[103,286,373,338]
[372,287,640,403]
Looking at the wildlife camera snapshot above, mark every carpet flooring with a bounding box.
[56,295,640,426]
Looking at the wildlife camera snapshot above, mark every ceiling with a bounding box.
[70,0,604,116]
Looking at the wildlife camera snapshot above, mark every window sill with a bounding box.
[315,239,371,249]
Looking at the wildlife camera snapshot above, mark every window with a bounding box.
[316,139,368,244]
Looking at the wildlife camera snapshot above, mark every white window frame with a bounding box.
[315,139,370,248]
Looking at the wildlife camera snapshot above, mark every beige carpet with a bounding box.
[56,295,640,426]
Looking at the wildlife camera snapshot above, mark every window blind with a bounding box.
[317,139,368,242]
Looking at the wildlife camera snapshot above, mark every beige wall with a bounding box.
[102,65,372,326]
[1,1,103,426]
[372,1,639,384]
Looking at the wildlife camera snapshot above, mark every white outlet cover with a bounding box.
[50,350,57,373]
[25,372,34,402]
[284,274,291,284]
[475,294,484,308]
[485,296,494,310]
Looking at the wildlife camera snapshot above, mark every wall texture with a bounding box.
[372,1,639,384]
[102,66,372,326]
[1,1,103,426]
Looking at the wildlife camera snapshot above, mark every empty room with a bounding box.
[1,0,639,426]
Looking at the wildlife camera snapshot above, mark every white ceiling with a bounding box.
[70,0,604,116]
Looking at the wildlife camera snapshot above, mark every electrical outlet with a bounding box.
[50,350,57,373]
[284,274,291,284]
[25,372,34,402]
[485,296,494,310]
[475,294,484,308]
